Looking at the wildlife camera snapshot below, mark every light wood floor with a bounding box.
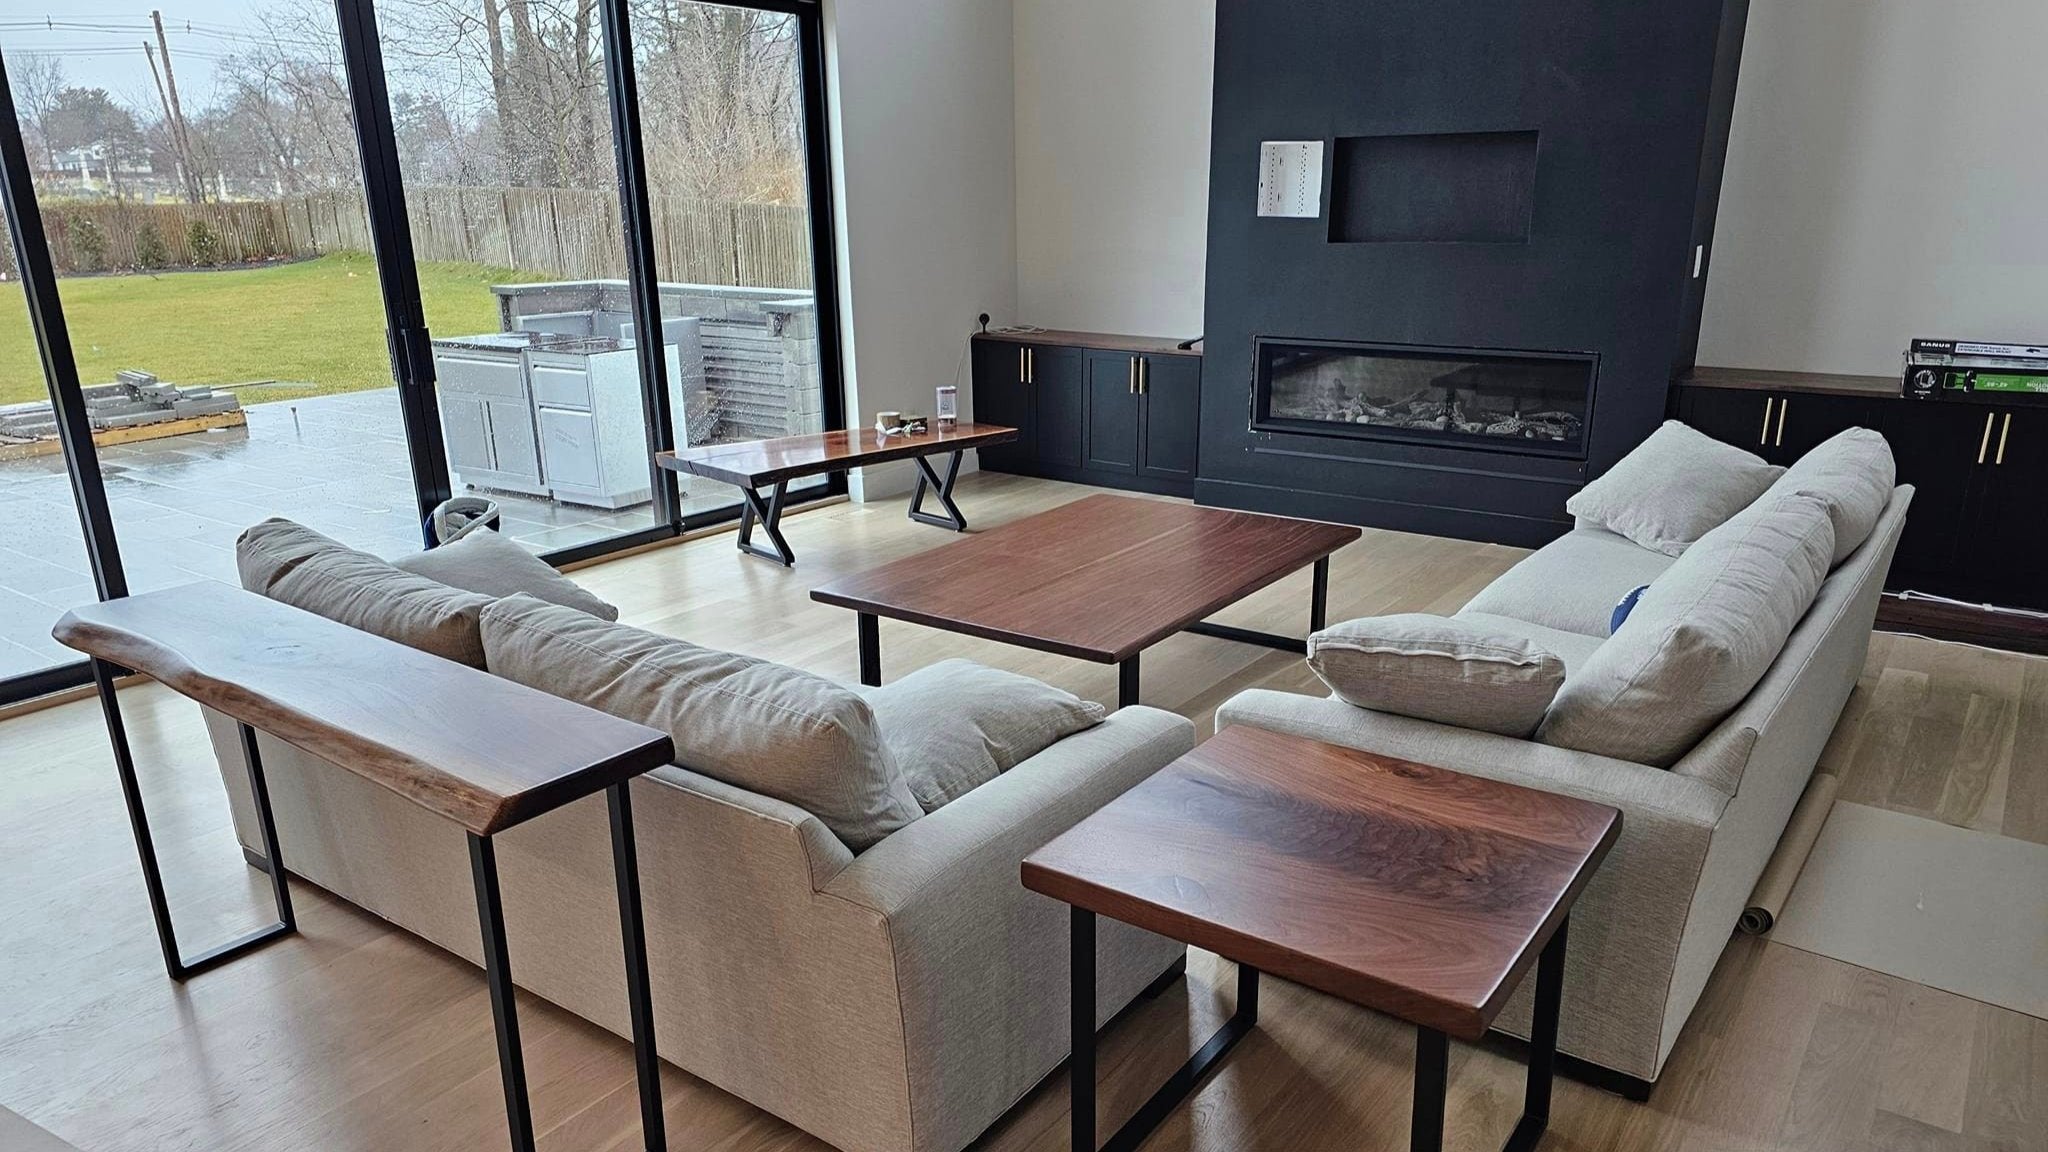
[0,473,2041,1152]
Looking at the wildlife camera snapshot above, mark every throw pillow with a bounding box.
[393,528,620,620]
[480,594,921,851]
[236,517,492,667]
[1537,491,1836,767]
[1566,420,1784,557]
[1307,613,1569,738]
[1610,584,1651,634]
[1763,426,1896,566]
[860,658,1106,812]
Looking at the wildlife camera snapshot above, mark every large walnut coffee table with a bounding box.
[1024,725,1621,1152]
[809,494,1360,707]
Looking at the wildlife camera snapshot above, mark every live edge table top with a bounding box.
[656,423,1017,488]
[808,494,1360,663]
[1022,726,1621,1040]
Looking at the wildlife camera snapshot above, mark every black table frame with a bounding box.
[732,447,971,568]
[85,658,668,1152]
[1068,904,1570,1152]
[854,554,1329,708]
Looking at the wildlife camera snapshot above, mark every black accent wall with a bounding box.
[1196,0,1751,546]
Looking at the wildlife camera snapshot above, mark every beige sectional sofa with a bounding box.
[203,526,1192,1152]
[1219,426,1910,1089]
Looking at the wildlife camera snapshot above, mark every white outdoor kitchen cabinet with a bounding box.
[433,318,702,510]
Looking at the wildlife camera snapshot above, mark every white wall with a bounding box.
[1011,0,1213,339]
[826,0,1016,499]
[1697,0,2048,376]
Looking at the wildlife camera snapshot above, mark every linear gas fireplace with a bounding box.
[1251,338,1598,458]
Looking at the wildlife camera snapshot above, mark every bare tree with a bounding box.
[14,55,67,173]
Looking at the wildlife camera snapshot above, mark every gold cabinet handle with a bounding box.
[1759,397,1774,445]
[1775,397,1788,447]
[1997,412,2011,465]
[1018,346,1026,383]
[1027,348,1035,384]
[1128,356,1137,394]
[1977,412,1996,464]
[1139,357,1148,395]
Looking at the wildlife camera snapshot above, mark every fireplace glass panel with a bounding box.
[1253,339,1595,457]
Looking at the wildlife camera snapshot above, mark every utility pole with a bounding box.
[151,11,202,202]
[143,44,189,201]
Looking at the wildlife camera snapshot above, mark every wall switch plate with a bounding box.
[1258,140,1324,218]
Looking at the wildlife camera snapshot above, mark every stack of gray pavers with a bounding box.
[0,370,241,444]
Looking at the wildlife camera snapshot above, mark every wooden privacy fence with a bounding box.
[16,187,813,291]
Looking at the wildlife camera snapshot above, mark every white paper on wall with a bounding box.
[1258,140,1325,218]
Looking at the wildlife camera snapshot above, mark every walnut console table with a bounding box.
[657,423,1017,565]
[52,583,677,1152]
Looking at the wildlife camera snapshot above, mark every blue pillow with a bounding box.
[1611,584,1651,635]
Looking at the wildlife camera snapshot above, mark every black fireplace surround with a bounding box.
[1196,0,1751,547]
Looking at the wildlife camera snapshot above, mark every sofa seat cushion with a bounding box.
[1762,427,1896,566]
[393,528,620,620]
[236,518,492,667]
[1307,613,1569,738]
[1566,421,1784,556]
[1537,492,1836,767]
[1462,527,1677,638]
[481,594,921,851]
[859,658,1106,812]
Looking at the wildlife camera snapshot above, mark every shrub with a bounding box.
[186,217,221,266]
[133,221,170,269]
[70,215,107,272]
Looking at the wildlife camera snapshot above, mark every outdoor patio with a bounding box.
[0,388,745,677]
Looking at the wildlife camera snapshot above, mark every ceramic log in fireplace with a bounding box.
[1251,338,1597,459]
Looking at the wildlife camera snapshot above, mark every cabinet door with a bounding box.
[1138,354,1201,481]
[486,398,541,482]
[1764,392,1879,465]
[537,407,603,492]
[441,395,495,473]
[970,339,1033,468]
[1882,402,1993,582]
[1083,350,1141,474]
[1679,387,1775,454]
[1957,409,2048,610]
[1032,346,1086,470]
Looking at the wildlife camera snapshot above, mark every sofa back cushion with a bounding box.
[1537,492,1836,767]
[859,658,1105,812]
[481,594,920,851]
[393,528,620,620]
[1308,613,1568,737]
[236,518,492,667]
[1566,420,1784,557]
[1762,427,1896,567]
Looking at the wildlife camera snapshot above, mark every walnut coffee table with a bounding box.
[809,494,1360,707]
[1023,725,1621,1152]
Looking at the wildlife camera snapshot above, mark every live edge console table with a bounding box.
[53,583,677,1152]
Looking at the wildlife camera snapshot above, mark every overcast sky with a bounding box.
[1,0,308,115]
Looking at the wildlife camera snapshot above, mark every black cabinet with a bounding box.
[1676,387,1881,466]
[970,332,1201,497]
[1882,402,1991,579]
[1954,409,2048,607]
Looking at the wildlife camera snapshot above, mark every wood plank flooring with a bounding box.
[0,472,2041,1151]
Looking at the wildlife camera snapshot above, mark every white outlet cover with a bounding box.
[1258,140,1324,219]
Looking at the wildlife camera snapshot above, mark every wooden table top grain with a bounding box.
[655,423,1017,488]
[51,583,675,836]
[1022,725,1621,1040]
[809,494,1360,663]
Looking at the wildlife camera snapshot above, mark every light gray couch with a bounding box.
[205,658,1191,1152]
[1217,487,1912,1090]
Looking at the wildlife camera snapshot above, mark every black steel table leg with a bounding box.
[470,832,537,1152]
[1118,654,1140,709]
[907,450,968,531]
[92,658,295,982]
[1411,916,1570,1152]
[608,782,665,1152]
[857,612,881,687]
[1310,555,1330,633]
[736,481,794,566]
[1413,1027,1449,1152]
[1071,907,1097,1152]
[1180,553,1337,655]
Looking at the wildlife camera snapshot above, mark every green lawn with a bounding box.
[0,254,549,406]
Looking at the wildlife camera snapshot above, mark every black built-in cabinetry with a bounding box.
[972,331,1201,497]
[1677,369,2048,612]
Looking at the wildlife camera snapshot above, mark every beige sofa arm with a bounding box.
[820,705,1196,1152]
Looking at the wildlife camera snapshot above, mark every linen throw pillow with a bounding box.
[1566,420,1784,557]
[1760,427,1895,566]
[236,517,492,667]
[1537,491,1836,767]
[860,658,1107,811]
[1307,614,1569,738]
[393,528,620,620]
[480,594,921,851]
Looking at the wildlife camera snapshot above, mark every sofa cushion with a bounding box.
[393,528,620,620]
[1308,613,1569,738]
[859,658,1106,812]
[1763,427,1896,566]
[1566,421,1784,557]
[1537,492,1836,767]
[480,594,921,851]
[1452,612,1606,677]
[235,518,492,667]
[1462,526,1677,638]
